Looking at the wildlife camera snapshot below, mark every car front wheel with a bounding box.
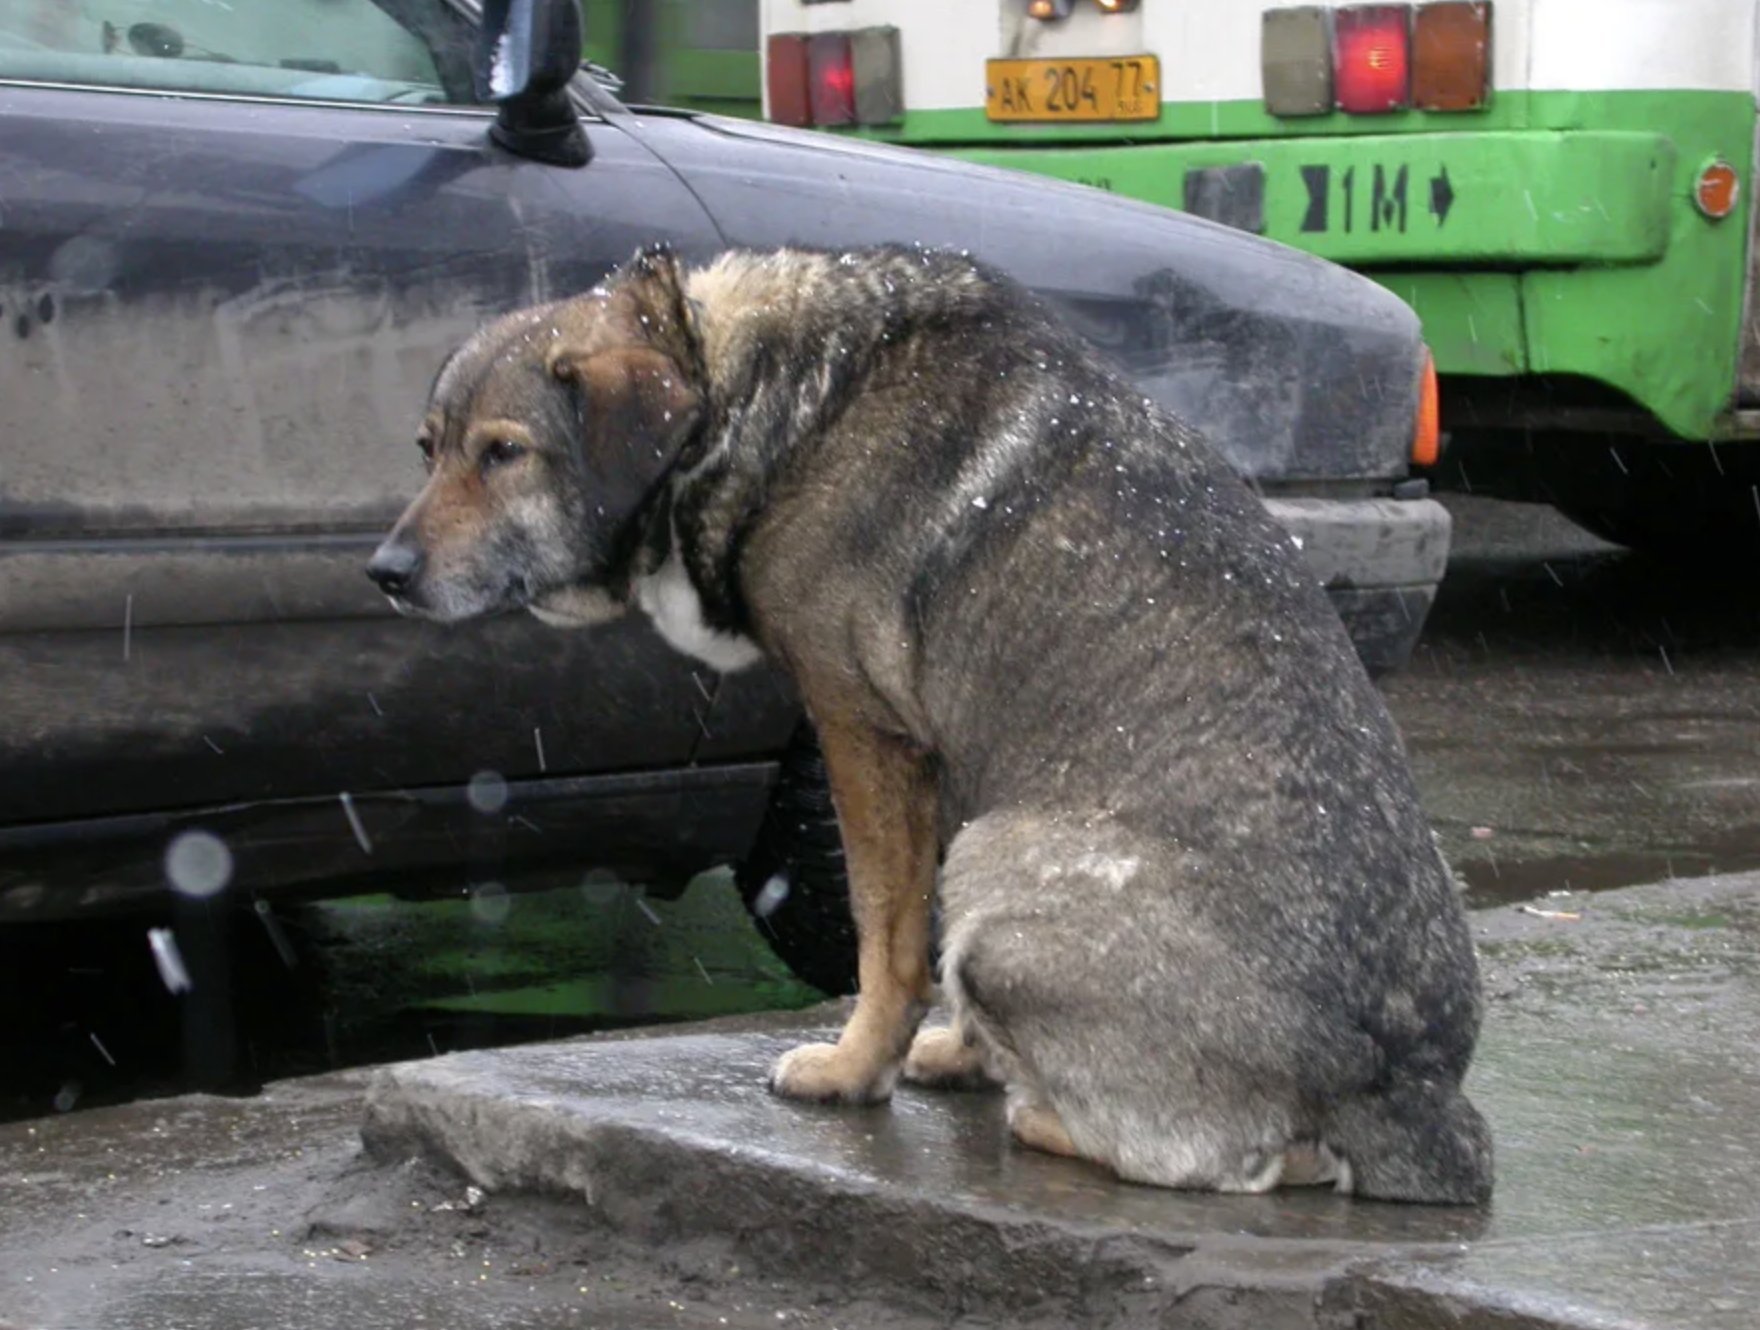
[735,724,859,996]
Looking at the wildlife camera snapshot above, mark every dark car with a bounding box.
[0,0,1446,990]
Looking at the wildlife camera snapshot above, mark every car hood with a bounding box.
[625,111,1424,485]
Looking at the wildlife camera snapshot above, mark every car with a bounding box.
[0,0,1448,993]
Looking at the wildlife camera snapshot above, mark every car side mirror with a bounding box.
[476,0,591,168]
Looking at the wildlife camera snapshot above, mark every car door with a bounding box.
[0,1,728,839]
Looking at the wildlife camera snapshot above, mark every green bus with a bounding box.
[758,0,1760,551]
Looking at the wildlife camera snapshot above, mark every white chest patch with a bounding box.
[633,547,764,674]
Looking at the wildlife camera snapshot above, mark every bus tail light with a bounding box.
[1412,2,1490,111]
[850,26,903,125]
[1334,7,1411,114]
[1262,8,1333,117]
[1262,4,1492,119]
[766,26,902,128]
[807,33,856,127]
[766,33,812,127]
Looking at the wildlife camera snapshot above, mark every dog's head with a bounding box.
[367,246,703,625]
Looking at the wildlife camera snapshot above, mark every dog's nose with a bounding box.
[366,541,422,596]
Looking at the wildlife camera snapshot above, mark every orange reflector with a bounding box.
[1695,159,1740,220]
[1412,349,1441,468]
[1413,1,1490,111]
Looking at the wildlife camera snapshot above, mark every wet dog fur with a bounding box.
[370,244,1493,1204]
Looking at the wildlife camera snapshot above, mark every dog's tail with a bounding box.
[1325,1084,1493,1204]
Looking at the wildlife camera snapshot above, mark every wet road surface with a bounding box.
[1391,496,1760,903]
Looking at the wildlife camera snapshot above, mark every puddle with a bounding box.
[1451,843,1760,909]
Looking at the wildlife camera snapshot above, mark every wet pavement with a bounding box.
[1390,497,1760,904]
[7,871,1753,1329]
[0,1029,925,1330]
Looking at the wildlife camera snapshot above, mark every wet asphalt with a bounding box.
[1391,496,1760,902]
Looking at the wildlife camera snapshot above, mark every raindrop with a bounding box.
[753,874,790,918]
[147,928,193,994]
[254,899,299,969]
[467,770,509,815]
[469,881,512,926]
[164,830,232,899]
[339,792,373,855]
[52,1082,81,1114]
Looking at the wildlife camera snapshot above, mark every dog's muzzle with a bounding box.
[366,540,423,599]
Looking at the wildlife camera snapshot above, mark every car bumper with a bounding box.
[1264,495,1451,675]
[952,132,1672,268]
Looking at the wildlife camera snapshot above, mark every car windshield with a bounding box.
[0,0,463,104]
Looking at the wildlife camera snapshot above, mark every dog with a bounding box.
[368,244,1492,1203]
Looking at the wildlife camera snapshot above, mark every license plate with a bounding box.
[984,55,1160,123]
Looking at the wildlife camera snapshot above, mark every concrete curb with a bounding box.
[362,872,1760,1330]
[363,1059,1396,1327]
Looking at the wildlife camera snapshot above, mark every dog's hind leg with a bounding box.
[902,1022,996,1091]
[1324,1084,1493,1204]
[769,718,939,1104]
[1007,1094,1079,1158]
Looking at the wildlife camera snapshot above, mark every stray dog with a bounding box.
[368,244,1492,1203]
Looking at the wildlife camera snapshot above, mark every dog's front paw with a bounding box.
[768,1041,898,1105]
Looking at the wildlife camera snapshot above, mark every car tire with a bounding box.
[735,724,860,996]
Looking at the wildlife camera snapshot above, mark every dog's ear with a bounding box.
[615,243,702,370]
[628,242,682,287]
[547,343,702,521]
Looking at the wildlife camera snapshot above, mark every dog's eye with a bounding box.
[481,439,525,472]
[416,436,435,465]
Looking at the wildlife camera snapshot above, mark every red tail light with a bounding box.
[1334,6,1410,114]
[766,33,812,128]
[808,32,856,127]
[766,26,903,129]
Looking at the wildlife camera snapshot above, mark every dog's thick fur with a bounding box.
[371,244,1492,1204]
